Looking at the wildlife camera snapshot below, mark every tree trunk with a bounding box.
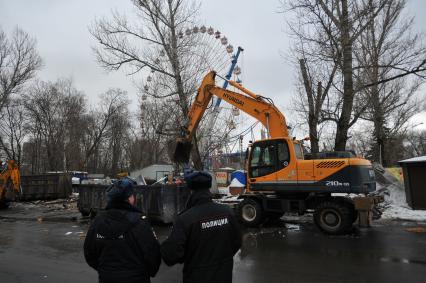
[299,59,320,153]
[334,0,353,151]
[370,52,385,164]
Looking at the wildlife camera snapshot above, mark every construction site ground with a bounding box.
[1,202,426,283]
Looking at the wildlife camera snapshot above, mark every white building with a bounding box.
[130,164,174,182]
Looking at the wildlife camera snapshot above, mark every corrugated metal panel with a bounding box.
[20,173,72,201]
[77,184,190,223]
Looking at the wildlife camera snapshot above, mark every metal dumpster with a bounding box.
[20,173,72,201]
[77,184,191,223]
[399,156,426,210]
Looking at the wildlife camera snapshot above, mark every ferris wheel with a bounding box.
[139,25,245,132]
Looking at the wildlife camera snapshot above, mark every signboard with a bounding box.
[215,171,229,186]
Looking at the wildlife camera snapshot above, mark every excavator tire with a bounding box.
[338,197,358,224]
[314,200,353,235]
[237,198,264,227]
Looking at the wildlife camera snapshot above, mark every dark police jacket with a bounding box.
[161,190,242,283]
[84,202,161,283]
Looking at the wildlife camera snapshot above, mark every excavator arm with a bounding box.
[173,71,289,163]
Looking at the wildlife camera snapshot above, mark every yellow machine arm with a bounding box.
[173,71,289,163]
[186,71,288,139]
[0,160,21,208]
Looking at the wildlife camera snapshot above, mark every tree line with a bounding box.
[0,0,234,175]
[0,27,174,175]
[285,0,426,166]
[1,0,425,176]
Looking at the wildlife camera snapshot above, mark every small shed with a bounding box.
[399,156,426,210]
[130,164,174,182]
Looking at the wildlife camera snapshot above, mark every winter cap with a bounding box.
[184,171,212,190]
[106,177,137,204]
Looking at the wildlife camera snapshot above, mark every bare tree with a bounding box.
[0,99,27,164]
[285,0,425,153]
[103,95,131,176]
[405,130,426,157]
[355,0,425,165]
[295,58,338,153]
[90,0,234,169]
[0,27,41,111]
[23,79,86,172]
[90,0,202,120]
[285,0,391,150]
[138,99,170,166]
[81,88,129,173]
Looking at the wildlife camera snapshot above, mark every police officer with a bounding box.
[84,177,161,283]
[161,171,242,283]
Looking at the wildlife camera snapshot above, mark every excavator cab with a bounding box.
[247,138,298,192]
[249,140,288,178]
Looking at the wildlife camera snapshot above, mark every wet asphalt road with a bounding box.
[1,218,426,283]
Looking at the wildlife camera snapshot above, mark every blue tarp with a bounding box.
[230,170,246,185]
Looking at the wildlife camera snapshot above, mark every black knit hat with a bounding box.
[106,177,137,204]
[184,171,212,190]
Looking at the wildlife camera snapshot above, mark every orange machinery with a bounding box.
[174,71,376,234]
[0,159,21,209]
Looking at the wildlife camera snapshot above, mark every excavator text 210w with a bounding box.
[174,71,378,234]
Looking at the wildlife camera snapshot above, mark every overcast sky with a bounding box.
[1,0,425,130]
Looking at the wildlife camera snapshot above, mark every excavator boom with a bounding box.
[173,71,288,163]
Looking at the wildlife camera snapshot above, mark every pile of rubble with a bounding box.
[23,193,79,211]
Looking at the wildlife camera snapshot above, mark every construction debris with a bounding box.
[26,193,79,211]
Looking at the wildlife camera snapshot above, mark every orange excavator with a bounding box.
[0,159,21,209]
[174,71,377,234]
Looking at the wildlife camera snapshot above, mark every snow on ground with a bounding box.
[378,178,426,221]
[381,204,426,221]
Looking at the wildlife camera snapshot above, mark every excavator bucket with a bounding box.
[169,139,192,164]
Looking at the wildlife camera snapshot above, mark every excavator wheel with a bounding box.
[345,201,359,223]
[337,197,358,224]
[237,198,264,227]
[314,200,354,235]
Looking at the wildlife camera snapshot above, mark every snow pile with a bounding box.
[376,182,407,206]
[228,178,245,188]
[217,178,245,195]
[374,163,426,221]
[381,204,426,221]
[380,181,426,221]
[217,195,241,203]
